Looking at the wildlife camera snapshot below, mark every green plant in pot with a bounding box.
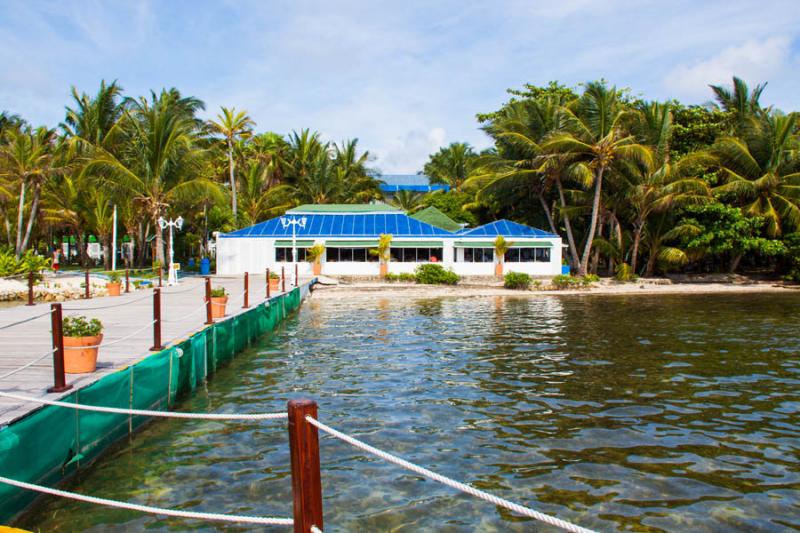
[306,244,325,276]
[106,271,122,296]
[210,286,228,319]
[370,233,392,278]
[62,316,104,373]
[494,236,512,278]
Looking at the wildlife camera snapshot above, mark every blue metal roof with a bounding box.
[221,213,455,238]
[380,174,432,186]
[459,219,558,238]
[380,184,450,193]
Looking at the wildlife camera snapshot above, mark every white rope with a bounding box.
[0,349,55,380]
[311,526,323,533]
[0,475,293,525]
[0,308,55,330]
[0,391,288,421]
[62,292,152,311]
[64,319,157,350]
[161,282,206,295]
[162,300,209,323]
[306,417,596,533]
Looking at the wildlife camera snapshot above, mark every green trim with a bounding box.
[391,240,443,248]
[325,240,379,247]
[287,203,400,213]
[275,240,315,247]
[410,206,463,232]
[454,240,553,248]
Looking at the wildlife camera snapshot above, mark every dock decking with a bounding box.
[0,274,301,426]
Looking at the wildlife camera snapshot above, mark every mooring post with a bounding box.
[150,288,163,351]
[282,266,286,293]
[287,399,324,533]
[243,272,250,309]
[125,268,130,293]
[47,303,72,393]
[205,276,213,325]
[84,270,91,299]
[26,271,34,306]
[295,263,299,288]
[158,266,163,288]
[266,268,271,299]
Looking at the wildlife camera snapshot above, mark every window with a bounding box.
[276,247,307,262]
[390,248,443,262]
[504,247,551,262]
[325,248,374,262]
[461,248,493,263]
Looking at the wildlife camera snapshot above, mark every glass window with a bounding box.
[535,248,551,262]
[462,248,493,263]
[505,247,549,263]
[326,248,370,262]
[276,247,307,262]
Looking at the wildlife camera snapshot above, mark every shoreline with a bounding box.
[311,280,797,299]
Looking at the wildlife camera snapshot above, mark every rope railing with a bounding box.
[162,300,209,323]
[0,308,55,331]
[0,475,293,526]
[305,416,597,533]
[0,391,288,421]
[62,292,152,311]
[0,349,55,381]
[160,282,206,295]
[62,319,157,350]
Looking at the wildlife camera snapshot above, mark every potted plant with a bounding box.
[306,244,325,276]
[370,233,393,278]
[63,316,103,373]
[493,236,512,278]
[106,271,122,296]
[210,287,228,319]
[269,270,281,291]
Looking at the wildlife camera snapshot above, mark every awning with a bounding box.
[391,240,443,248]
[454,240,553,248]
[325,240,379,248]
[275,240,315,247]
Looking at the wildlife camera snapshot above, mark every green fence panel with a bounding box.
[191,331,208,385]
[76,370,132,464]
[131,349,172,430]
[214,319,235,365]
[175,338,196,396]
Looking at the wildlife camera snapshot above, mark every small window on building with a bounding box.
[505,247,551,262]
[535,248,551,262]
[326,248,372,262]
[276,247,307,262]
[391,248,443,262]
[462,248,493,263]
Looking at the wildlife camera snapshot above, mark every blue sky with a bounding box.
[1,1,799,173]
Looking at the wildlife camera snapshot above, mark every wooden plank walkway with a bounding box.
[0,274,302,427]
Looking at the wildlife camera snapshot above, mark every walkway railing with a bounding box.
[0,397,596,532]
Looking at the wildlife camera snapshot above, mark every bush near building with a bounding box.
[415,264,459,285]
[504,272,531,290]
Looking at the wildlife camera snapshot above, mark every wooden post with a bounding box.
[295,263,299,288]
[150,288,163,351]
[243,272,250,309]
[205,276,213,325]
[125,269,130,293]
[282,266,286,293]
[158,266,163,288]
[84,270,91,299]
[287,399,323,533]
[47,303,72,393]
[266,268,271,299]
[26,271,34,306]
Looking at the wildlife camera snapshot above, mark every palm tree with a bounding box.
[389,189,425,212]
[424,142,478,191]
[0,126,58,257]
[543,82,653,276]
[245,132,290,188]
[710,76,768,133]
[711,112,800,237]
[209,107,254,219]
[237,160,272,226]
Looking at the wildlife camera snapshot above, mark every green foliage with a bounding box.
[414,264,459,285]
[670,104,730,156]
[269,270,280,280]
[305,244,325,264]
[494,236,512,258]
[419,191,477,226]
[614,263,637,281]
[210,287,227,297]
[107,271,121,283]
[504,271,531,290]
[551,274,578,289]
[384,272,398,282]
[384,272,414,283]
[370,234,392,263]
[783,233,800,281]
[0,250,49,277]
[62,316,103,337]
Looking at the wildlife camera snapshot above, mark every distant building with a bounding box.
[379,174,450,196]
[217,204,562,277]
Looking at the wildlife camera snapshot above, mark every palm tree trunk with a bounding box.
[228,138,238,219]
[555,178,579,269]
[645,247,658,277]
[538,194,558,235]
[19,184,41,255]
[154,219,165,266]
[15,181,26,258]
[729,252,743,273]
[631,224,643,274]
[579,166,605,276]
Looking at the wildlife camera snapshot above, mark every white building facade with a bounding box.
[217,205,563,277]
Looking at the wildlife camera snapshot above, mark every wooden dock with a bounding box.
[0,274,300,427]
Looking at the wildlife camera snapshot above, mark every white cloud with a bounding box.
[372,128,447,175]
[665,37,793,100]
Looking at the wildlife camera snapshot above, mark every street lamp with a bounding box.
[280,216,307,285]
[158,215,184,286]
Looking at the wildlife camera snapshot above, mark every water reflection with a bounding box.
[18,293,800,532]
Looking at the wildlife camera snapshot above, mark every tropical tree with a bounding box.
[710,76,768,134]
[209,107,254,219]
[424,142,479,191]
[389,189,425,212]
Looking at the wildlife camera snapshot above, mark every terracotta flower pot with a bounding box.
[379,263,388,278]
[63,334,103,373]
[495,262,504,277]
[269,278,280,291]
[312,262,322,275]
[106,282,121,296]
[211,295,228,319]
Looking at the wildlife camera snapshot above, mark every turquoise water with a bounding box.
[17,293,800,531]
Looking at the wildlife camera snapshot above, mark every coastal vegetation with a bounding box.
[0,76,798,279]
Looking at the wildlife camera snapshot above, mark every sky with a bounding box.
[1,0,799,173]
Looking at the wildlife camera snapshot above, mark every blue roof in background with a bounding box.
[380,174,432,186]
[221,213,455,238]
[380,184,450,193]
[459,220,558,238]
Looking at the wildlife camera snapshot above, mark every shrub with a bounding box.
[384,272,399,282]
[63,316,103,337]
[398,272,416,282]
[210,287,227,298]
[107,271,122,283]
[614,263,637,281]
[415,264,459,285]
[582,274,600,283]
[306,244,325,264]
[504,272,531,290]
[551,274,578,289]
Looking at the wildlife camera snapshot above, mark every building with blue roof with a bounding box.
[379,174,450,195]
[216,204,562,277]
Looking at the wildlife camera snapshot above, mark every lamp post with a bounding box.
[158,215,184,286]
[280,216,307,286]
